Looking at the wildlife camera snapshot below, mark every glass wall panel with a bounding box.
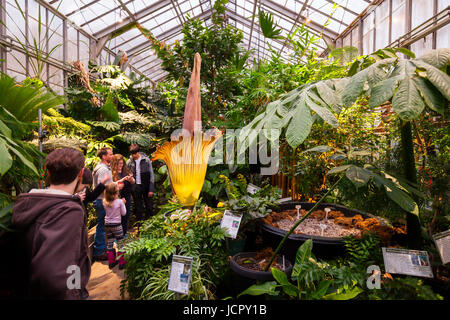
[375,0,390,50]
[391,0,406,41]
[5,0,26,43]
[362,11,374,54]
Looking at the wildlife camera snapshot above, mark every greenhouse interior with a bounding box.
[0,0,449,303]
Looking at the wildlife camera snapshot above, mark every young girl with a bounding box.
[103,182,127,269]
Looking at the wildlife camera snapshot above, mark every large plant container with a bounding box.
[261,201,384,261]
[229,251,293,298]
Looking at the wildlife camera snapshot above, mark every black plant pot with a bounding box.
[229,252,293,299]
[261,201,386,261]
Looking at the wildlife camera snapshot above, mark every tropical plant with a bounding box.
[259,11,283,40]
[303,145,425,217]
[121,201,228,300]
[0,1,63,85]
[0,75,62,232]
[342,48,450,248]
[218,174,281,239]
[241,48,449,248]
[238,239,364,300]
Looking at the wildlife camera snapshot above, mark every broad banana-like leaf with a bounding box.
[344,50,450,121]
[0,74,65,124]
[272,268,299,297]
[342,57,397,106]
[391,62,426,121]
[292,239,313,278]
[372,174,419,216]
[0,140,13,176]
[412,59,450,101]
[345,165,372,188]
[413,77,446,115]
[369,75,402,107]
[286,95,313,149]
[417,48,450,69]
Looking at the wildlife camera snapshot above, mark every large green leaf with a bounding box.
[272,268,298,298]
[304,145,333,153]
[0,140,13,175]
[306,92,339,127]
[292,239,313,278]
[0,118,12,138]
[381,171,426,199]
[86,120,121,131]
[311,280,332,300]
[372,173,419,216]
[417,48,450,69]
[0,74,65,125]
[342,68,368,106]
[412,59,450,101]
[327,165,352,175]
[101,93,120,122]
[369,76,401,107]
[345,165,372,188]
[237,281,279,298]
[7,143,38,176]
[0,203,14,219]
[286,99,313,149]
[316,81,341,113]
[391,62,425,121]
[413,77,446,115]
[343,57,397,106]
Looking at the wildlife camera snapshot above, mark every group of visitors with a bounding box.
[9,144,155,299]
[90,144,155,266]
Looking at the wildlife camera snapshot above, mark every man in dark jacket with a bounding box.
[126,144,155,221]
[11,148,90,300]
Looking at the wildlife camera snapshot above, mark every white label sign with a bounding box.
[433,229,450,265]
[247,183,261,195]
[168,255,193,295]
[382,248,433,278]
[220,210,243,239]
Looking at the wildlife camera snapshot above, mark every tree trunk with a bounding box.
[400,120,422,249]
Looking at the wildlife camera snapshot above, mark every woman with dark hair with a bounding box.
[110,154,134,236]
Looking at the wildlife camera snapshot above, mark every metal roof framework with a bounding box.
[45,0,372,82]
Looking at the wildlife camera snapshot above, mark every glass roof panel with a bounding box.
[43,0,371,82]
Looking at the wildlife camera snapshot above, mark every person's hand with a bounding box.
[148,191,154,198]
[77,191,86,202]
[122,198,126,204]
[118,182,124,190]
[101,173,111,185]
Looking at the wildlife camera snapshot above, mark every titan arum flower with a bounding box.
[153,53,222,207]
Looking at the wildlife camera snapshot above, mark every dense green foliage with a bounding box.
[121,202,228,300]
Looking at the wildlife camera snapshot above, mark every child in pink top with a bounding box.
[102,182,127,269]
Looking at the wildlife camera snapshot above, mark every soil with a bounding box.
[236,247,289,272]
[263,208,406,243]
[87,261,128,300]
